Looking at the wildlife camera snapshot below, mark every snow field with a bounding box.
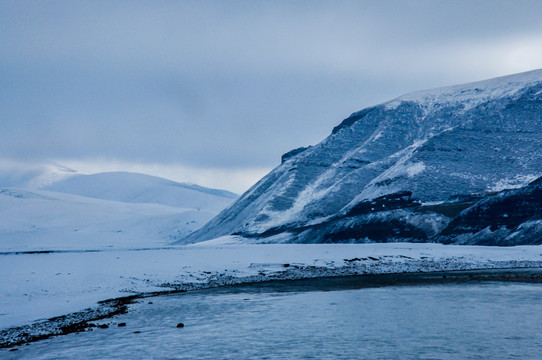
[2,241,542,330]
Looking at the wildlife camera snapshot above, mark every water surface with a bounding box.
[4,274,542,359]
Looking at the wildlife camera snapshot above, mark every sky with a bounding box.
[2,0,542,193]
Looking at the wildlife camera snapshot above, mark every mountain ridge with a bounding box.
[184,69,542,245]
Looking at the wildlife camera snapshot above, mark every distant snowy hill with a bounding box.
[0,167,237,250]
[43,171,237,213]
[0,164,76,190]
[185,69,542,245]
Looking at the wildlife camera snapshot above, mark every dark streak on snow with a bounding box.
[2,261,542,349]
[0,247,182,256]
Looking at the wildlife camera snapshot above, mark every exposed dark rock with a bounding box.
[346,192,419,217]
[331,107,377,134]
[60,322,88,334]
[437,177,542,245]
[281,146,311,163]
[176,323,185,328]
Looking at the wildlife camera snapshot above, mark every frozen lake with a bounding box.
[4,274,542,359]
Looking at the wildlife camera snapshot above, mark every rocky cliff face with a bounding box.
[183,69,542,245]
[437,177,542,245]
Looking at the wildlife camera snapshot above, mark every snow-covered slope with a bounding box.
[0,164,76,190]
[43,171,237,213]
[185,69,542,244]
[0,167,237,250]
[0,188,216,250]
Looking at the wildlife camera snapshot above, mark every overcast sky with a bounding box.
[2,0,542,193]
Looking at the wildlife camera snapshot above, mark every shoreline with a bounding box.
[3,264,542,349]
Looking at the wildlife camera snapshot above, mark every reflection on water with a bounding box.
[4,275,542,359]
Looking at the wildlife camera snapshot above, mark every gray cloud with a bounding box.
[2,0,542,191]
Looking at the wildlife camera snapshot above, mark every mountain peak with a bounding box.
[387,68,542,111]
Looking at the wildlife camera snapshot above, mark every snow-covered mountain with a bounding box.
[0,166,237,250]
[43,171,237,212]
[185,69,542,245]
